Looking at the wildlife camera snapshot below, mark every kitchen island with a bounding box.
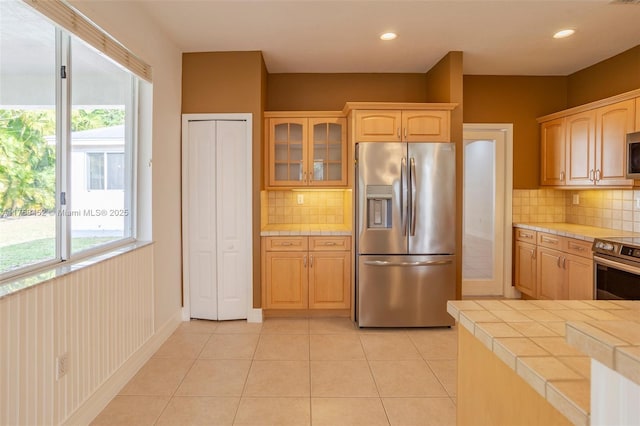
[447,299,640,426]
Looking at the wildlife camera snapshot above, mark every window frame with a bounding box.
[0,11,140,281]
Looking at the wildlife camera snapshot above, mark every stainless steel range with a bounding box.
[593,237,640,300]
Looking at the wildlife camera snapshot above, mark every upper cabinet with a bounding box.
[354,109,450,142]
[265,113,347,189]
[540,118,566,186]
[539,91,638,188]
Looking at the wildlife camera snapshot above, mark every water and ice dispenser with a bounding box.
[366,185,393,229]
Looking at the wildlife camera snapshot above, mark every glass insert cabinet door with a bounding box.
[308,117,347,187]
[267,116,347,188]
[270,118,307,186]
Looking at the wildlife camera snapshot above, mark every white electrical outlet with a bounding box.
[297,194,304,205]
[56,353,68,380]
[572,194,580,205]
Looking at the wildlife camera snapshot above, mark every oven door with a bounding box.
[594,255,640,300]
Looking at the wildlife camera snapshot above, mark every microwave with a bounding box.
[627,131,640,179]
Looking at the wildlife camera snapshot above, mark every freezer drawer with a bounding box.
[357,254,456,327]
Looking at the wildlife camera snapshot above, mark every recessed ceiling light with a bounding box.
[380,32,398,41]
[553,29,575,39]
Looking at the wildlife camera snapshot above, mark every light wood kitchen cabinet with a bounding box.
[539,93,637,187]
[514,240,537,298]
[565,110,596,186]
[263,236,309,309]
[636,97,640,130]
[540,118,566,186]
[265,113,347,189]
[593,99,635,186]
[537,246,567,300]
[354,109,450,142]
[514,228,538,297]
[566,252,594,300]
[513,228,594,300]
[262,236,351,310]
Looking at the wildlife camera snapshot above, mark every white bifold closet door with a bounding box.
[184,118,251,320]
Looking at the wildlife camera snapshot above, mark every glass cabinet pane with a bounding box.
[290,143,303,162]
[313,161,324,181]
[328,164,342,181]
[328,123,341,143]
[328,144,342,161]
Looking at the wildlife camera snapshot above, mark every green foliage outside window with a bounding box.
[0,108,125,212]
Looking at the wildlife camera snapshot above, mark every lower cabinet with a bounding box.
[514,230,538,298]
[262,236,351,310]
[513,228,594,300]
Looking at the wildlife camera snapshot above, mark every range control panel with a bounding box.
[620,246,640,259]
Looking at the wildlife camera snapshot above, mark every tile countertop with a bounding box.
[513,222,640,242]
[447,299,640,426]
[260,224,352,236]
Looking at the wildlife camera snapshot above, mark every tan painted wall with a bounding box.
[463,76,568,189]
[425,52,464,300]
[71,0,184,330]
[568,45,640,107]
[182,51,265,308]
[267,73,427,110]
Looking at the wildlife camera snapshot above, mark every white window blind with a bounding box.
[23,0,152,82]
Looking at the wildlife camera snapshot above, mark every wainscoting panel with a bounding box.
[0,244,154,425]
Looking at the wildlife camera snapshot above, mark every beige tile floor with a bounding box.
[92,317,458,426]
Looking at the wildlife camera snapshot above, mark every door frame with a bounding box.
[462,123,517,298]
[180,113,258,321]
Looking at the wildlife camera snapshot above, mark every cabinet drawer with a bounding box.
[565,238,592,258]
[264,236,308,251]
[515,228,537,243]
[537,232,564,250]
[309,236,351,251]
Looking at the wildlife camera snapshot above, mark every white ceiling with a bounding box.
[133,0,640,75]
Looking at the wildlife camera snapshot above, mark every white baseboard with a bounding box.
[63,309,182,426]
[247,308,263,323]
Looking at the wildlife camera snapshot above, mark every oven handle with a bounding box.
[594,255,640,275]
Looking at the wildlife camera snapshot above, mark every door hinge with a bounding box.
[61,66,67,79]
[60,192,66,205]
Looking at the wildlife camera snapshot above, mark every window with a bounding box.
[0,0,146,278]
[85,152,125,191]
[87,153,106,190]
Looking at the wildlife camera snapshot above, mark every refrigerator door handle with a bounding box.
[410,157,417,236]
[401,156,408,236]
[363,260,453,267]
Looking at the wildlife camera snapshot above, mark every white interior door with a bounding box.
[462,126,513,297]
[215,120,250,320]
[184,117,251,320]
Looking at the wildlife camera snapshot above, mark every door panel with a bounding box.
[216,120,250,320]
[265,252,308,309]
[595,100,635,186]
[356,142,407,255]
[185,118,250,321]
[408,143,455,255]
[187,120,218,320]
[354,110,401,142]
[309,251,350,309]
[540,118,565,185]
[537,247,565,300]
[566,111,595,186]
[514,241,537,298]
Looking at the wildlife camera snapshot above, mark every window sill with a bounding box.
[0,240,153,300]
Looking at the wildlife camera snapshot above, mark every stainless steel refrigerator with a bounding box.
[355,142,456,327]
